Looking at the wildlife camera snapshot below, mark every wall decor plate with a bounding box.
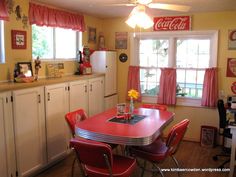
[119,53,128,63]
[228,29,236,50]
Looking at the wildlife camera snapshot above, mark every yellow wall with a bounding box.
[0,0,103,81]
[101,11,236,141]
[1,0,236,141]
[1,0,31,81]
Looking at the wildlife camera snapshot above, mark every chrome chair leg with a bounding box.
[153,164,164,177]
[71,157,76,177]
[171,155,180,177]
[141,160,147,177]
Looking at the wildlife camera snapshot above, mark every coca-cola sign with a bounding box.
[153,16,191,31]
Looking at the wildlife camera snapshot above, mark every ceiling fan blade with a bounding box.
[103,3,135,7]
[148,3,191,12]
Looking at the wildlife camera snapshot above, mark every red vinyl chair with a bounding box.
[65,109,88,137]
[65,109,88,177]
[65,109,119,177]
[70,138,137,177]
[129,119,190,177]
[140,103,168,111]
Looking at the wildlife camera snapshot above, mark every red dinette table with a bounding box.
[75,107,174,146]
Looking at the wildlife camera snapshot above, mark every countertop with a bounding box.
[0,73,104,92]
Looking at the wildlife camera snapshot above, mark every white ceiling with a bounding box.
[35,0,236,18]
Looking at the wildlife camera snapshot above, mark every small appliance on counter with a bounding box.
[75,46,93,75]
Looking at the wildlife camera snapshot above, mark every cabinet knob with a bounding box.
[47,93,50,101]
[38,94,41,103]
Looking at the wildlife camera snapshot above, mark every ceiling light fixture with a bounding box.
[137,0,152,5]
[125,5,154,29]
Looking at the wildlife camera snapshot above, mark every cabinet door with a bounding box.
[13,87,46,177]
[69,80,89,114]
[0,92,16,177]
[45,83,69,163]
[89,77,105,116]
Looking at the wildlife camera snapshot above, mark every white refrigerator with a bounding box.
[90,51,118,110]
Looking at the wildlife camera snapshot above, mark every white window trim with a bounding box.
[130,30,218,107]
[0,21,5,64]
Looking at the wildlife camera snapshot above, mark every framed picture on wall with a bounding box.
[88,27,96,43]
[115,32,128,49]
[228,29,236,50]
[226,58,236,77]
[11,30,27,49]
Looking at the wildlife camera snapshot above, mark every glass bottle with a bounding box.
[129,97,134,114]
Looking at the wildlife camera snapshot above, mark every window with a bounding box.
[130,31,218,105]
[32,25,81,60]
[0,20,5,63]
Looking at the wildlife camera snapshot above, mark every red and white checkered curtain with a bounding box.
[201,68,218,107]
[29,3,85,31]
[158,68,176,105]
[0,0,9,21]
[127,66,142,102]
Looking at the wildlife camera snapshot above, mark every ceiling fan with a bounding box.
[108,0,191,12]
[107,0,191,29]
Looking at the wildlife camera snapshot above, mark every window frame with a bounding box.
[0,20,5,64]
[130,30,218,107]
[32,25,82,61]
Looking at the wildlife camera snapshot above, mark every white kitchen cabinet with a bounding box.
[45,83,70,163]
[0,92,16,177]
[69,80,89,114]
[88,77,104,116]
[69,77,104,117]
[2,75,104,177]
[12,87,46,177]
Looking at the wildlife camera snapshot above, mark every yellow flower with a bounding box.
[128,89,139,100]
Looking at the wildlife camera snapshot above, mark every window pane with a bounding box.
[176,39,210,68]
[139,39,168,67]
[55,28,76,59]
[140,68,160,95]
[197,70,204,84]
[176,39,209,98]
[139,39,168,96]
[177,69,185,83]
[185,70,196,84]
[177,69,203,98]
[32,25,53,59]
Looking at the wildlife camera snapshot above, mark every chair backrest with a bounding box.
[141,104,167,111]
[65,109,88,136]
[70,138,113,169]
[217,99,227,129]
[166,119,190,155]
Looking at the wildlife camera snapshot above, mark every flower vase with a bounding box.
[129,97,134,115]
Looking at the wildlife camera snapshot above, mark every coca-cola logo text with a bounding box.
[153,16,191,31]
